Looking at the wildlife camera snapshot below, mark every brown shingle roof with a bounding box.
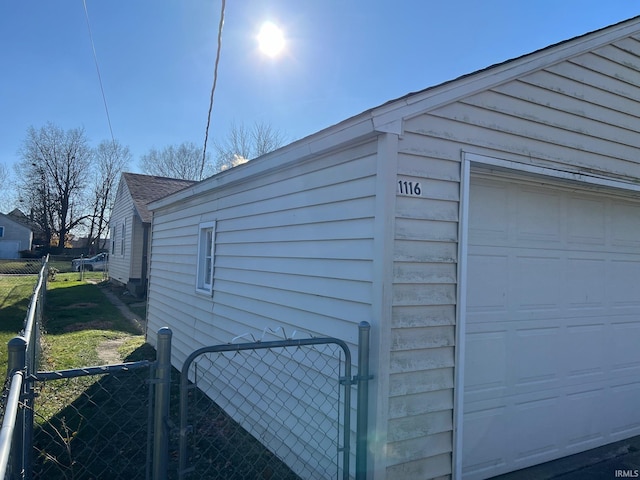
[122,173,197,224]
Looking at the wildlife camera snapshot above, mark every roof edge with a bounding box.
[371,15,640,127]
[149,115,377,211]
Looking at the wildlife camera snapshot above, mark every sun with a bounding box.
[257,21,285,57]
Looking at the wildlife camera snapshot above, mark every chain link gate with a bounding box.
[178,323,371,480]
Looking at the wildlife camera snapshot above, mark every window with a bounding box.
[120,221,125,256]
[0,226,4,238]
[111,227,116,254]
[196,221,216,294]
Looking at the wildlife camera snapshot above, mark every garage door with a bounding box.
[0,241,20,259]
[462,173,640,479]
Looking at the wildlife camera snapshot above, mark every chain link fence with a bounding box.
[32,362,154,479]
[178,335,364,480]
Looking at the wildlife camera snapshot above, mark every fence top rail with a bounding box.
[181,336,352,376]
[33,360,153,381]
[22,255,48,344]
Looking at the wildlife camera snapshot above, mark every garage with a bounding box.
[0,241,21,259]
[462,172,640,479]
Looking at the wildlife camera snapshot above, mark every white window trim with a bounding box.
[196,221,216,295]
[120,221,126,256]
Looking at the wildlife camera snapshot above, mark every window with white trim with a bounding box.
[120,221,125,255]
[196,221,216,294]
[111,226,116,254]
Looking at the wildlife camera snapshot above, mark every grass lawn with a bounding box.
[0,275,40,373]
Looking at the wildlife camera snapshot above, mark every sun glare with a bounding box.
[257,21,285,57]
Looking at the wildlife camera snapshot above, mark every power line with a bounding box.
[82,0,116,145]
[201,0,226,180]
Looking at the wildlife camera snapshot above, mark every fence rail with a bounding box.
[0,256,48,478]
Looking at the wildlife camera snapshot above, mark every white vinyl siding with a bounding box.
[196,221,215,294]
[109,179,134,285]
[148,140,378,478]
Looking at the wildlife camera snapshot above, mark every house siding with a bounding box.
[384,35,640,478]
[109,180,134,285]
[129,215,145,279]
[148,140,379,477]
[148,140,379,357]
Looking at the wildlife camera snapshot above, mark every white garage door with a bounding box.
[0,241,20,259]
[462,173,640,479]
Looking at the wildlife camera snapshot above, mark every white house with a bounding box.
[147,17,640,479]
[109,173,195,296]
[0,212,32,259]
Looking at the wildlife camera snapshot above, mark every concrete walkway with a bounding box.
[98,284,145,334]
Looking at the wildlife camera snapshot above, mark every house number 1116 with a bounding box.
[397,180,422,196]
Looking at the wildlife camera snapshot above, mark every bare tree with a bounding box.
[213,121,286,172]
[17,123,93,250]
[140,142,212,181]
[86,140,131,252]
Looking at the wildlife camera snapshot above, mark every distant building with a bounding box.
[0,212,33,259]
[109,172,195,296]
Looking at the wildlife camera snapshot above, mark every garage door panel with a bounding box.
[567,196,606,245]
[513,327,561,387]
[611,202,640,247]
[464,175,640,479]
[609,382,640,437]
[468,182,509,243]
[566,258,606,306]
[516,189,562,243]
[465,331,508,394]
[608,261,640,305]
[610,323,640,372]
[565,324,606,378]
[466,254,508,311]
[513,256,562,309]
[564,388,606,448]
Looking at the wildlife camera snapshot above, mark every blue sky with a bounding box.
[1,1,639,182]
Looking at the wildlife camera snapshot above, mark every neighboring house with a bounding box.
[109,173,195,296]
[7,209,45,248]
[0,212,33,259]
[147,17,640,480]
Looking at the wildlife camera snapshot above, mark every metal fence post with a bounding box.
[356,321,371,480]
[153,328,172,480]
[8,336,27,480]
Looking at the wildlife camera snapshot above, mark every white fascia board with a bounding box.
[371,17,640,130]
[148,115,377,211]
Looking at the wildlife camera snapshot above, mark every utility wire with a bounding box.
[201,0,226,180]
[82,0,116,145]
